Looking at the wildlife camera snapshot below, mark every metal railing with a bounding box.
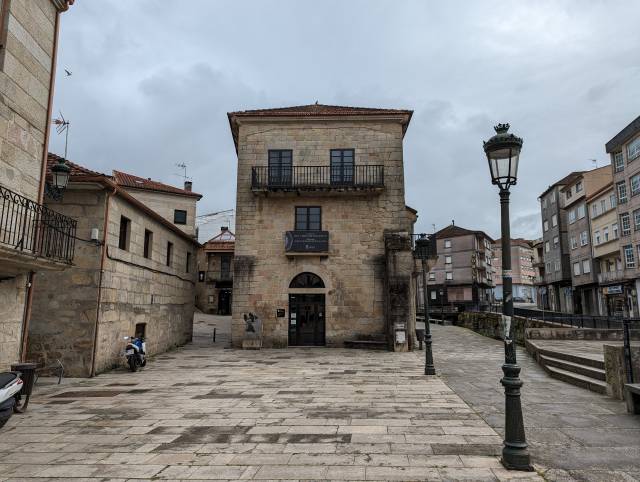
[206,270,232,282]
[598,270,627,284]
[251,165,384,190]
[507,306,640,330]
[0,184,76,263]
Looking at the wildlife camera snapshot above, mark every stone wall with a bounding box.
[195,250,234,314]
[604,344,640,400]
[0,0,57,199]
[123,189,198,237]
[0,275,28,370]
[456,311,551,345]
[231,119,412,348]
[94,194,196,374]
[27,188,106,376]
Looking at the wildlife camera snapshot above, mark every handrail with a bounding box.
[251,165,384,190]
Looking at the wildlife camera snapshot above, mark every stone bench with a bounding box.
[624,383,640,414]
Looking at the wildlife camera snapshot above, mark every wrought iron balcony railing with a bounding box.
[598,269,627,284]
[0,184,76,264]
[206,270,232,282]
[251,165,384,191]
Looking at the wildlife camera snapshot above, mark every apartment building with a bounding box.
[587,183,624,316]
[26,155,199,376]
[606,114,640,317]
[196,227,235,315]
[531,238,547,308]
[427,224,494,311]
[539,172,584,312]
[493,238,535,303]
[0,1,74,370]
[561,166,612,315]
[229,104,418,350]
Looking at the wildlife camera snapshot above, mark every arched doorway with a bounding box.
[288,272,325,346]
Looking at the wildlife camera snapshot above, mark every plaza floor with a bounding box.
[0,317,543,481]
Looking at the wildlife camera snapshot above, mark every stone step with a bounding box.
[544,365,607,394]
[344,339,387,350]
[533,345,605,370]
[539,354,606,381]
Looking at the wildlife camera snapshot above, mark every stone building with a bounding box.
[26,154,199,376]
[531,238,547,308]
[426,224,495,311]
[0,0,74,371]
[539,172,584,312]
[560,166,612,315]
[587,182,625,316]
[606,114,640,317]
[196,226,235,315]
[492,238,536,303]
[228,103,417,350]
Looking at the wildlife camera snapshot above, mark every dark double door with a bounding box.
[288,294,325,346]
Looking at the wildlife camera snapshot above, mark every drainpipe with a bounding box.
[90,188,114,377]
[20,8,62,361]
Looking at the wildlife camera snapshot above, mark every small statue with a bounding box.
[244,312,256,333]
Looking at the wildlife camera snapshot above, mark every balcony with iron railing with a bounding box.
[598,269,628,284]
[0,184,76,276]
[251,165,384,194]
[206,269,233,283]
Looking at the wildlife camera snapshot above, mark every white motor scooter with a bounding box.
[0,372,23,429]
[123,336,146,372]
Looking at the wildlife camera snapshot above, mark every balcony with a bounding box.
[251,165,384,194]
[0,184,76,277]
[598,269,627,284]
[206,270,232,283]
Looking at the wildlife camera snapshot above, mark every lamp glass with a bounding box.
[52,169,70,189]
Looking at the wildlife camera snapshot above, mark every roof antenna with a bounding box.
[452,219,455,226]
[174,162,192,182]
[432,223,436,233]
[315,100,319,105]
[52,111,70,158]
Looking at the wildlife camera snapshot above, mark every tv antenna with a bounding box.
[52,111,70,158]
[175,162,192,182]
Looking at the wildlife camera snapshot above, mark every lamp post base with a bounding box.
[424,332,436,375]
[500,360,532,471]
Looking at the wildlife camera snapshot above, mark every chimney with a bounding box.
[184,180,192,192]
[221,226,228,232]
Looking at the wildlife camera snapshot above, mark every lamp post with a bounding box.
[414,234,436,375]
[483,123,532,471]
[45,157,71,201]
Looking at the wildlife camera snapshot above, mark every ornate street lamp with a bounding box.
[414,233,437,375]
[483,123,532,471]
[45,157,71,201]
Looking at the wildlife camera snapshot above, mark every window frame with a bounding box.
[627,136,640,162]
[621,212,631,236]
[143,229,153,259]
[617,181,628,204]
[295,206,322,231]
[174,209,188,225]
[330,148,355,185]
[118,216,131,251]
[613,151,624,172]
[268,149,293,186]
[624,244,635,268]
[166,241,174,267]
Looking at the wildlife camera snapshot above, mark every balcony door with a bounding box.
[330,149,354,186]
[268,150,292,187]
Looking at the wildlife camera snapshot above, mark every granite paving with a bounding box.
[0,316,543,481]
[426,323,640,481]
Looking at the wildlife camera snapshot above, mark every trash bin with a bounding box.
[10,362,37,412]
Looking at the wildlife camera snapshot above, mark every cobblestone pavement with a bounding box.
[0,332,543,481]
[427,324,640,481]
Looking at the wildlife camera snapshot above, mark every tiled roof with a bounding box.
[227,103,413,152]
[606,115,640,153]
[203,228,235,252]
[539,170,585,198]
[113,170,202,199]
[436,224,494,242]
[47,153,106,178]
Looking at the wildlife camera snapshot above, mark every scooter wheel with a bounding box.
[128,357,138,372]
[141,359,147,367]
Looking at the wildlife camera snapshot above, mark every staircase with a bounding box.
[527,341,607,394]
[344,334,387,350]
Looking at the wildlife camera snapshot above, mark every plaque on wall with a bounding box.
[276,309,285,317]
[284,231,329,253]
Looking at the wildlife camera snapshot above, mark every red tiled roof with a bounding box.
[47,153,105,178]
[113,170,202,199]
[203,229,235,252]
[227,103,413,152]
[435,224,494,242]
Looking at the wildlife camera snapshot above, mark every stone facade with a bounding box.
[195,227,234,315]
[0,0,71,371]
[27,165,198,376]
[229,105,415,350]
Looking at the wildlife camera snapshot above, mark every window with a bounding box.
[290,272,325,288]
[295,206,321,231]
[446,271,453,280]
[613,223,619,238]
[118,216,130,251]
[621,213,631,236]
[444,240,451,249]
[617,181,628,203]
[565,189,572,200]
[430,290,437,300]
[543,220,549,232]
[582,259,591,274]
[570,236,577,249]
[174,209,187,225]
[545,241,550,253]
[428,272,435,280]
[610,193,617,208]
[330,149,354,185]
[635,209,640,231]
[143,229,153,259]
[569,209,576,224]
[614,152,624,172]
[166,241,173,267]
[631,174,640,197]
[624,244,635,268]
[445,255,452,264]
[542,198,547,209]
[595,230,600,245]
[208,295,215,304]
[575,181,583,192]
[592,204,598,218]
[553,236,559,247]
[628,136,640,161]
[573,262,581,276]
[554,259,561,272]
[221,255,232,279]
[268,149,293,186]
[600,199,606,213]
[551,194,556,204]
[580,231,588,246]
[551,214,557,227]
[577,204,585,219]
[603,227,609,241]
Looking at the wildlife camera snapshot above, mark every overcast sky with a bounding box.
[50,0,640,241]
